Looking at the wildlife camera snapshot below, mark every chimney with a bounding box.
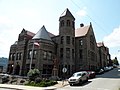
[80,23,84,27]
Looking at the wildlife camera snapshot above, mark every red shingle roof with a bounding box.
[75,25,90,37]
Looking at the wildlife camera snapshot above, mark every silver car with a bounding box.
[68,71,89,86]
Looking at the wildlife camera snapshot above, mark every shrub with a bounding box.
[25,80,58,87]
[27,69,40,81]
[35,77,42,83]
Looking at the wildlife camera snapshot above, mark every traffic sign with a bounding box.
[62,67,67,73]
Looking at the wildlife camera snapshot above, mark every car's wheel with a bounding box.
[86,77,88,82]
[70,84,73,86]
[79,80,82,85]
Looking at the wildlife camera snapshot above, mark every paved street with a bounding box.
[57,67,120,90]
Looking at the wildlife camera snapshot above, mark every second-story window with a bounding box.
[72,37,74,45]
[72,49,74,59]
[12,53,15,61]
[66,36,70,44]
[61,36,64,44]
[48,51,52,60]
[43,51,47,60]
[28,50,32,59]
[19,53,22,60]
[72,21,75,29]
[66,48,70,58]
[60,48,63,58]
[16,53,19,60]
[79,49,83,59]
[33,50,37,59]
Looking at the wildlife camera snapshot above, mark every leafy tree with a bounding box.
[112,57,119,65]
[27,69,40,81]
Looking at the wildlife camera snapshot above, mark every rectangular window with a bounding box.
[79,49,83,59]
[48,51,52,60]
[72,49,74,59]
[61,36,64,44]
[43,51,47,59]
[12,53,15,61]
[16,53,19,60]
[66,36,70,44]
[33,50,37,59]
[28,50,32,59]
[19,53,22,60]
[72,37,74,45]
[66,48,70,58]
[60,48,63,58]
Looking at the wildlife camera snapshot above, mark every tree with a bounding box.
[112,57,119,65]
[27,69,40,81]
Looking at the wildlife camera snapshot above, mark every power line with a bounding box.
[70,0,109,35]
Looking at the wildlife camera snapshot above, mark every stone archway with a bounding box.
[14,63,20,75]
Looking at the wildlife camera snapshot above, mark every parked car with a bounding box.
[68,71,89,86]
[87,71,96,79]
[95,69,104,75]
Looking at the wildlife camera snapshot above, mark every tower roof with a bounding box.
[32,25,52,41]
[60,8,75,20]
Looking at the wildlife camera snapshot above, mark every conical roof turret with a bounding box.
[60,8,75,20]
[32,25,52,41]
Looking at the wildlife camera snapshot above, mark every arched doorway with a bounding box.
[14,62,20,75]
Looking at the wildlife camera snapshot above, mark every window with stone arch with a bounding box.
[67,20,70,26]
[60,20,64,27]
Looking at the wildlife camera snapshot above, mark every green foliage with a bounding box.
[112,57,119,65]
[25,80,58,87]
[27,69,40,81]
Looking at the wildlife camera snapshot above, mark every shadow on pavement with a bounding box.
[70,81,92,87]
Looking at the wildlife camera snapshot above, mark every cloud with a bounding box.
[0,24,21,58]
[103,26,120,47]
[76,7,87,17]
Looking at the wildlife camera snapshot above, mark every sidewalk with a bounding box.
[0,80,69,90]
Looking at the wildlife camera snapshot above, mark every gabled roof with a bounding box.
[32,25,52,41]
[60,8,75,20]
[20,28,35,37]
[75,25,90,37]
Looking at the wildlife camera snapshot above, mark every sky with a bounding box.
[0,0,120,63]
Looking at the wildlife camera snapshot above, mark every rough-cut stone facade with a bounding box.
[7,8,110,78]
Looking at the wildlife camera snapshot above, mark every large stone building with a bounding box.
[97,42,111,68]
[7,8,110,78]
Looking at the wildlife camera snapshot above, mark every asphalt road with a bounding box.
[57,67,120,90]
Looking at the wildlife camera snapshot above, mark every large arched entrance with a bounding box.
[14,62,20,75]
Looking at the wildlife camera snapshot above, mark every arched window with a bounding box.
[60,20,64,27]
[67,20,70,26]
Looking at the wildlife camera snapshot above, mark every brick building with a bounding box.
[7,8,110,78]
